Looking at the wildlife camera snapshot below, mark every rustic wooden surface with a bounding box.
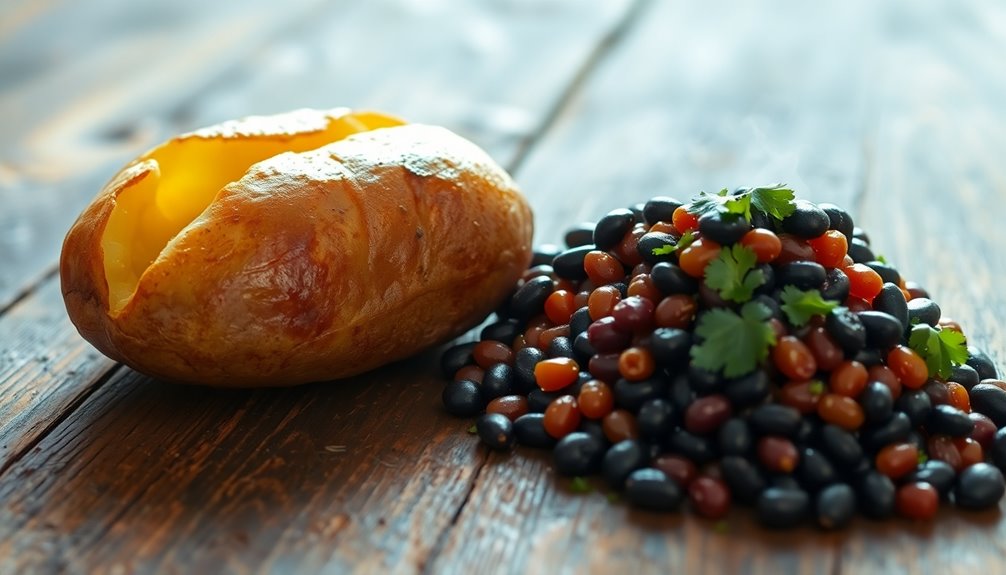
[1,0,1005,573]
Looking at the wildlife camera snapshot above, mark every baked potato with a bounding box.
[60,108,534,386]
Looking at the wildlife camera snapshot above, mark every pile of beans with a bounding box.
[440,191,1006,528]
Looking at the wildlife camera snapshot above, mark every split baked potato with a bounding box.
[61,108,533,386]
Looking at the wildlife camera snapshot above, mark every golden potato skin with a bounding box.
[61,121,533,386]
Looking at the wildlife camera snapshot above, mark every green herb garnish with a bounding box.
[691,301,777,377]
[687,184,797,222]
[704,244,765,303]
[779,286,840,326]
[908,323,968,379]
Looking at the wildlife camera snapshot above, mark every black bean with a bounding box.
[872,283,909,331]
[510,275,554,319]
[856,471,896,519]
[564,223,595,248]
[721,456,766,504]
[949,363,981,391]
[442,379,484,417]
[637,399,676,442]
[554,432,606,477]
[781,200,830,238]
[797,447,838,491]
[753,267,778,299]
[441,342,476,378]
[825,307,867,354]
[756,488,810,529]
[990,428,1006,472]
[847,238,875,263]
[602,440,648,489]
[749,404,803,437]
[514,347,546,394]
[594,209,636,250]
[688,365,723,396]
[647,327,692,365]
[864,261,900,286]
[614,377,669,411]
[777,261,827,290]
[578,418,609,446]
[907,298,941,328]
[818,203,855,238]
[926,405,975,437]
[967,346,1000,380]
[969,383,1006,427]
[818,425,864,467]
[858,311,903,350]
[667,373,694,413]
[859,381,894,424]
[954,463,1006,510]
[476,413,515,450]
[482,363,513,399]
[718,418,754,456]
[643,196,683,226]
[666,429,716,464]
[513,413,556,449]
[637,232,679,265]
[815,483,856,530]
[820,267,850,303]
[531,245,562,267]
[625,468,683,512]
[480,319,522,345]
[547,336,574,360]
[859,412,912,452]
[771,475,803,491]
[905,460,957,497]
[794,417,821,446]
[852,227,870,245]
[527,389,562,413]
[628,202,646,222]
[650,262,698,295]
[895,389,932,426]
[552,245,594,280]
[851,348,884,367]
[572,332,596,364]
[723,370,771,407]
[698,282,730,310]
[569,307,592,339]
[698,211,751,245]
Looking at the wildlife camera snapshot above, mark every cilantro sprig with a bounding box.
[704,244,765,303]
[690,301,777,377]
[651,230,695,257]
[908,324,968,379]
[687,185,797,222]
[779,286,840,326]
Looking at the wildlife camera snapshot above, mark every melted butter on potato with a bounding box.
[101,109,404,312]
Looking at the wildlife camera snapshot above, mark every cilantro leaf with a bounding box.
[690,301,777,377]
[908,324,969,379]
[748,184,797,220]
[779,286,840,326]
[704,244,765,303]
[650,230,695,256]
[723,194,752,220]
[686,185,796,223]
[688,189,732,218]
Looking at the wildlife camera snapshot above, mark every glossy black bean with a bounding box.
[553,432,606,476]
[650,262,698,295]
[688,365,723,396]
[797,447,837,491]
[629,202,646,222]
[847,237,875,263]
[637,399,676,442]
[859,412,912,452]
[667,373,694,413]
[749,404,803,437]
[757,488,810,529]
[648,327,692,365]
[552,245,594,280]
[905,460,957,497]
[864,261,900,286]
[781,200,830,238]
[818,203,855,238]
[967,346,1000,380]
[825,307,867,354]
[613,282,629,298]
[698,211,751,245]
[510,276,554,319]
[476,413,515,450]
[949,363,981,390]
[513,413,557,449]
[569,307,592,339]
[926,405,975,437]
[442,380,484,417]
[873,283,909,331]
[907,298,941,328]
[602,440,648,489]
[572,332,596,364]
[815,483,856,530]
[482,363,513,399]
[578,418,609,446]
[858,311,903,349]
[771,475,802,491]
[852,227,870,244]
[666,429,716,464]
[817,424,864,466]
[969,383,1006,427]
[514,347,546,394]
[991,428,1006,472]
[723,370,771,407]
[820,267,850,303]
[859,381,894,424]
[441,342,476,378]
[904,431,927,453]
[718,418,754,456]
[851,348,884,367]
[481,319,521,345]
[637,232,680,265]
[955,463,1006,510]
[895,389,932,426]
[794,417,821,445]
[531,245,562,267]
[624,468,683,512]
[564,223,596,248]
[750,207,772,230]
[856,471,896,519]
[753,266,778,298]
[547,336,574,360]
[777,261,827,290]
[643,196,683,226]
[751,293,781,320]
[594,209,636,250]
[527,389,562,413]
[721,456,766,504]
[614,377,669,411]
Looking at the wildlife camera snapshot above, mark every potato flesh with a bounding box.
[101,111,404,312]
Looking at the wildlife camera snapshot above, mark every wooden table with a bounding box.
[3,0,1006,573]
